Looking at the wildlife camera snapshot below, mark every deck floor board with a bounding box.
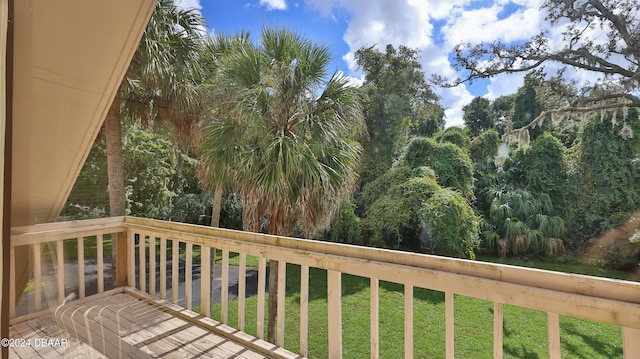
[9,290,291,359]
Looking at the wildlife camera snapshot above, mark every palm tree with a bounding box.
[198,27,365,343]
[105,0,205,284]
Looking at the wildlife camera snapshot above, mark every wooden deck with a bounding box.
[9,288,302,359]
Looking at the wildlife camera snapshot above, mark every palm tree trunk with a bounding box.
[210,186,222,227]
[105,97,127,286]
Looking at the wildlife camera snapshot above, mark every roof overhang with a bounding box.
[11,0,156,225]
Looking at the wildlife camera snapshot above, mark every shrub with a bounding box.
[421,188,480,259]
[434,126,471,149]
[359,172,440,250]
[398,137,474,196]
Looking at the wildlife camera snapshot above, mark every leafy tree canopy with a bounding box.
[355,44,445,184]
[199,27,365,237]
[398,137,474,196]
[438,0,640,139]
[434,126,471,149]
[463,97,493,137]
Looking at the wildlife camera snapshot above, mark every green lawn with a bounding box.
[478,256,637,281]
[199,263,623,359]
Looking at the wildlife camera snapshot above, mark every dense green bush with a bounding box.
[433,126,471,149]
[398,137,474,196]
[509,133,571,220]
[482,188,567,257]
[328,199,360,244]
[360,173,440,249]
[421,188,480,259]
[571,108,640,243]
[468,129,501,164]
[358,167,416,210]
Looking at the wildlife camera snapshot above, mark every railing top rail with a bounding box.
[11,216,126,246]
[123,216,640,306]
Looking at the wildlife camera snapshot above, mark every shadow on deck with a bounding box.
[9,287,303,359]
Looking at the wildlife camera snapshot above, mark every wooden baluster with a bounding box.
[33,243,41,310]
[127,232,135,288]
[172,239,179,304]
[97,234,104,293]
[200,246,211,318]
[238,253,247,331]
[547,312,561,359]
[185,243,192,310]
[57,240,64,304]
[221,249,229,324]
[160,238,167,299]
[445,292,454,359]
[276,260,286,347]
[623,327,640,359]
[148,235,156,296]
[300,264,309,357]
[256,256,266,340]
[494,302,503,359]
[139,235,146,292]
[78,238,85,298]
[328,270,342,359]
[370,278,379,359]
[9,246,16,318]
[405,284,413,359]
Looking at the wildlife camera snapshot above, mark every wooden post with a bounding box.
[114,231,128,287]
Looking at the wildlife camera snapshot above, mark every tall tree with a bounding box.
[439,0,640,138]
[105,0,205,283]
[196,31,251,228]
[198,27,365,344]
[355,45,444,185]
[463,97,493,137]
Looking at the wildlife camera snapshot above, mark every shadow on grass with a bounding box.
[503,344,541,359]
[282,264,445,306]
[561,321,623,358]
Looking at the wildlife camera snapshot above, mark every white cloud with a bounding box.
[259,0,288,11]
[174,0,203,14]
[439,84,474,127]
[303,0,620,127]
[306,0,474,126]
[173,0,207,35]
[485,72,526,101]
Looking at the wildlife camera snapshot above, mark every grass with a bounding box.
[478,255,637,281]
[23,279,48,295]
[198,263,624,359]
[41,235,113,260]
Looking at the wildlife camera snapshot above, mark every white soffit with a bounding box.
[12,0,156,225]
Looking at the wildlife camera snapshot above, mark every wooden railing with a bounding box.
[11,216,640,358]
[9,217,126,319]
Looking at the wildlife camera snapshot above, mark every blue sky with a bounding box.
[175,0,575,127]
